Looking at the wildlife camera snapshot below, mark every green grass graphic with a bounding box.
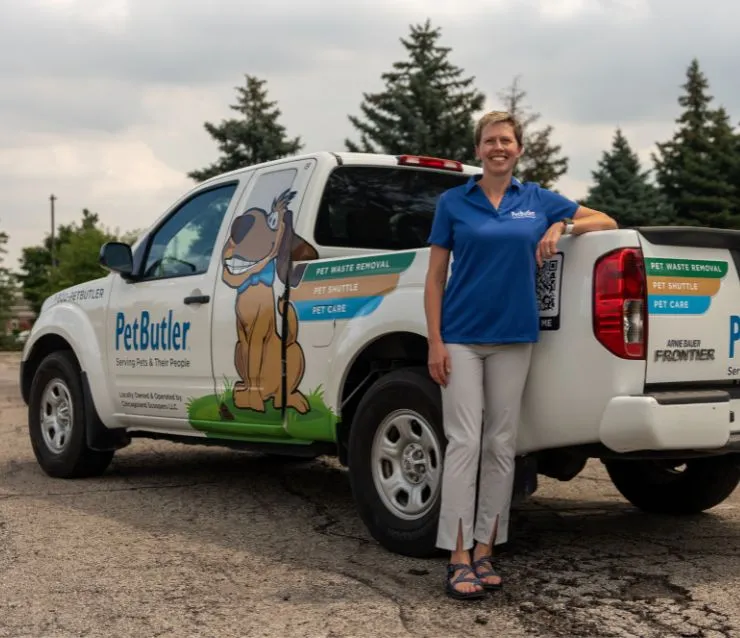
[187,380,338,443]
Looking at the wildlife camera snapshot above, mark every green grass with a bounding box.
[187,380,338,443]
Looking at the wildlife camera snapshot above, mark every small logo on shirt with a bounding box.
[510,209,537,219]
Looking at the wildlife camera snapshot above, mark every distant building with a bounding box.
[4,291,35,334]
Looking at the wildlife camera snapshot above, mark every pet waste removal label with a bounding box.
[645,257,728,315]
[301,253,416,282]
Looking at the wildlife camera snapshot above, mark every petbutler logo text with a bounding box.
[115,310,191,352]
[510,210,536,219]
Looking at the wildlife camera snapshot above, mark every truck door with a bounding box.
[106,179,243,432]
[190,158,318,441]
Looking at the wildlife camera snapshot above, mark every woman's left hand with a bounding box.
[536,221,564,267]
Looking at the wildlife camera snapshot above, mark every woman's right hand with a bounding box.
[428,340,451,387]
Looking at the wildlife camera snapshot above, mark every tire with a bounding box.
[604,456,740,515]
[347,367,445,558]
[28,351,114,479]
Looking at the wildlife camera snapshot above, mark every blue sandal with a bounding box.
[445,563,486,600]
[472,556,502,590]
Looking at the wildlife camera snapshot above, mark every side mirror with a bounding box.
[99,241,134,279]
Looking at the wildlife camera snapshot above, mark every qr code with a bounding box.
[537,254,562,317]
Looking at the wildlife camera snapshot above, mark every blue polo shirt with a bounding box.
[428,174,579,345]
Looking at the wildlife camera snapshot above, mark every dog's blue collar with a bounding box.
[236,259,275,293]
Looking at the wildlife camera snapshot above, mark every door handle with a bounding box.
[184,294,210,305]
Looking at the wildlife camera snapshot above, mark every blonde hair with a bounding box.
[474,111,524,148]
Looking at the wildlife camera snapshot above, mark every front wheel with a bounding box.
[28,351,115,478]
[604,456,740,515]
[347,368,445,557]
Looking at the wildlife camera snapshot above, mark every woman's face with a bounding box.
[475,121,523,177]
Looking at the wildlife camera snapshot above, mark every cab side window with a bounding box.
[313,166,469,250]
[142,183,238,280]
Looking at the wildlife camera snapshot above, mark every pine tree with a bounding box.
[189,75,303,182]
[582,128,674,227]
[705,107,740,226]
[652,59,739,228]
[497,76,568,189]
[345,19,485,164]
[733,118,740,219]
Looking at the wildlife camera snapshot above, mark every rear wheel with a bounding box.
[347,368,445,557]
[28,351,114,478]
[604,456,740,515]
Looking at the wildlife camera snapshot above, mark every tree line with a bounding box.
[189,21,740,229]
[2,18,739,338]
[0,211,138,346]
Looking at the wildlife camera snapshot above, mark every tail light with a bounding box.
[593,247,647,359]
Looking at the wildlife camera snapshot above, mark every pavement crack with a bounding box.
[330,567,414,636]
[0,481,221,499]
[279,474,370,545]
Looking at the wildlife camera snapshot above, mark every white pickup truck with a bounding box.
[20,151,740,556]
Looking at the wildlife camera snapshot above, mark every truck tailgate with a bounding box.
[638,227,740,385]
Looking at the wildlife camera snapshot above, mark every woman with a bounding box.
[424,111,617,600]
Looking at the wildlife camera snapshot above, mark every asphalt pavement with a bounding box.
[1,352,738,638]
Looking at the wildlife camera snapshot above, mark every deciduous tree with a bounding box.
[17,209,124,313]
[0,226,15,344]
[497,76,568,188]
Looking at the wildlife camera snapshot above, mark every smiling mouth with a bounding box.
[224,256,259,275]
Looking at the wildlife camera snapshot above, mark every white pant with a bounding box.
[435,342,533,551]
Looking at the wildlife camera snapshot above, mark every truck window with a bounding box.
[142,182,238,280]
[313,166,469,250]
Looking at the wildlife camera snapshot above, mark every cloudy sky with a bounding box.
[2,0,739,272]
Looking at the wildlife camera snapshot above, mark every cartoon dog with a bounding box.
[221,188,317,414]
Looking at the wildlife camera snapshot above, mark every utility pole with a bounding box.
[49,194,56,270]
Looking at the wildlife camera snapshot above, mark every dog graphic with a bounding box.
[221,188,317,414]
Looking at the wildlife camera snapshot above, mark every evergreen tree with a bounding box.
[733,118,740,219]
[189,75,303,182]
[706,106,740,226]
[497,76,568,189]
[582,128,674,227]
[652,58,739,227]
[345,19,486,164]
